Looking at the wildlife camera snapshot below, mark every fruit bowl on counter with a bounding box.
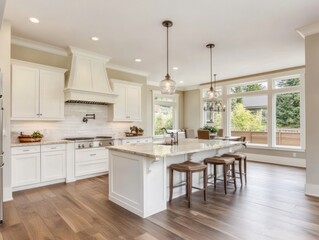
[18,131,44,143]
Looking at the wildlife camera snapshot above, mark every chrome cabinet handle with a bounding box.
[22,149,30,152]
[90,154,96,156]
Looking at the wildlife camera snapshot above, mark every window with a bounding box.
[229,81,267,94]
[153,91,178,136]
[201,70,304,150]
[230,95,268,145]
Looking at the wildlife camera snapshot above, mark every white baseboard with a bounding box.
[3,187,13,202]
[246,153,306,168]
[305,183,319,197]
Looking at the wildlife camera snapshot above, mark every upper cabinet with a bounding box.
[110,79,142,121]
[11,60,67,120]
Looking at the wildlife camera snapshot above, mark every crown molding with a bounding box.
[106,63,149,77]
[11,36,68,56]
[297,22,319,39]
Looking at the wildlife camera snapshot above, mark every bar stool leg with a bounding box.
[169,168,174,202]
[213,164,217,189]
[244,156,247,184]
[238,158,243,185]
[223,164,227,195]
[232,162,237,190]
[187,171,192,208]
[185,171,189,198]
[203,168,207,201]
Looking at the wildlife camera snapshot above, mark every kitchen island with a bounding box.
[108,138,243,218]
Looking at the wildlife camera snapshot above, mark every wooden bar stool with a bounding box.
[222,153,247,185]
[169,161,207,208]
[203,156,236,194]
[222,137,248,185]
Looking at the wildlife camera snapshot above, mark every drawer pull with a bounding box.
[90,154,97,156]
[50,147,57,149]
[22,149,30,152]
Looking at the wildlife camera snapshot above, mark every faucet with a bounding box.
[83,113,95,123]
[162,128,178,145]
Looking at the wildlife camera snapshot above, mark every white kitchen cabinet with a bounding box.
[41,144,66,182]
[120,137,153,145]
[75,148,108,177]
[12,146,41,187]
[111,79,142,121]
[12,143,66,191]
[11,60,66,120]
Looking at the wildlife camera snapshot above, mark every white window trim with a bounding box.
[152,90,179,136]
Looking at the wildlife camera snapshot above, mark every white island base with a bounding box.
[108,139,242,218]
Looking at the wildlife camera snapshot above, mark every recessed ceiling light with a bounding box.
[135,58,142,62]
[179,81,184,83]
[173,67,178,70]
[29,17,39,23]
[91,37,99,41]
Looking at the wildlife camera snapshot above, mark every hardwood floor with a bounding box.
[1,162,319,240]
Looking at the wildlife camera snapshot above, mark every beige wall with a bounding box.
[0,21,12,201]
[305,33,319,195]
[11,44,68,68]
[183,89,200,132]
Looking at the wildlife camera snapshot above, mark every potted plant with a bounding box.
[200,125,218,134]
[138,128,144,136]
[130,125,138,136]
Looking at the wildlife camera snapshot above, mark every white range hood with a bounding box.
[64,46,118,105]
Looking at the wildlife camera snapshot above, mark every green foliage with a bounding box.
[200,125,217,133]
[154,113,173,135]
[276,92,300,128]
[231,103,266,131]
[31,131,43,138]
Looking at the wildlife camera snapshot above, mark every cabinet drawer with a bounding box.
[75,159,108,177]
[41,144,66,152]
[12,145,40,155]
[75,148,108,162]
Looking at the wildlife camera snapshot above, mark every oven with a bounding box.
[65,136,114,177]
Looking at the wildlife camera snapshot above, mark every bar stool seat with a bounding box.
[222,152,247,185]
[169,161,207,208]
[204,156,236,194]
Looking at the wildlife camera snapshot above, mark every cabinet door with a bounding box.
[11,65,39,119]
[12,153,41,187]
[41,150,66,182]
[126,86,141,121]
[113,84,127,120]
[39,70,65,119]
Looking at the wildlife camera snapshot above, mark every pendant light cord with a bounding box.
[210,46,213,90]
[166,25,169,76]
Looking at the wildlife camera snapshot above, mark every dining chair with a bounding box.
[197,130,210,139]
[185,129,195,138]
[217,129,224,137]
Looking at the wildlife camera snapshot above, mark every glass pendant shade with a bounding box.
[160,74,176,95]
[160,20,176,95]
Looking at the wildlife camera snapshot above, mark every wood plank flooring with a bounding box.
[1,162,319,240]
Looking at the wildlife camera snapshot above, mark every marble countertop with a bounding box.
[108,138,243,158]
[11,140,71,147]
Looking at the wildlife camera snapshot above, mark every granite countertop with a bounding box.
[108,138,243,158]
[116,136,153,140]
[11,140,71,147]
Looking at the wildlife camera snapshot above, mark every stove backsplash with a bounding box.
[11,103,132,142]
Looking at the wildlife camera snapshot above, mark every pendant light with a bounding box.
[206,44,215,99]
[160,20,176,95]
[204,43,225,112]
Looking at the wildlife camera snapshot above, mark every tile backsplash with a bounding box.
[11,103,133,142]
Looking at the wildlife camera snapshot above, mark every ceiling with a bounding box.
[3,0,319,88]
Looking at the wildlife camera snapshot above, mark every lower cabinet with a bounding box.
[12,144,66,190]
[41,144,66,182]
[75,148,108,177]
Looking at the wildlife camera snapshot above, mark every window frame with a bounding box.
[152,90,179,137]
[200,68,305,151]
